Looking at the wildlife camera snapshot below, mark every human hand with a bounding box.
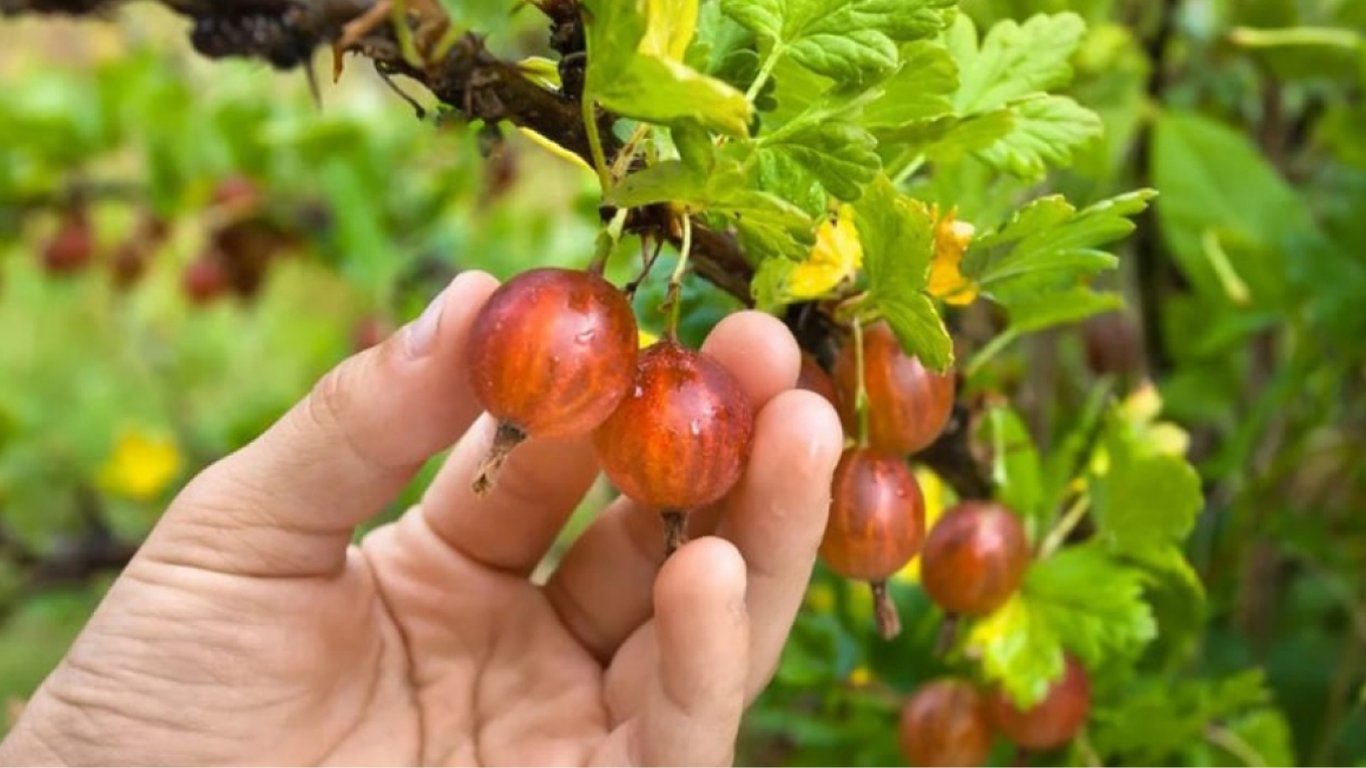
[0,271,844,766]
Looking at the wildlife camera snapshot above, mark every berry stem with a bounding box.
[472,421,527,496]
[852,319,871,449]
[581,97,612,193]
[588,207,629,275]
[663,212,693,341]
[661,509,688,557]
[1038,495,1090,559]
[934,613,960,658]
[871,580,901,639]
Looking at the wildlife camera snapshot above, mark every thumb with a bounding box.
[143,271,499,577]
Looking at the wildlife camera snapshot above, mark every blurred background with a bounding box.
[0,0,1363,765]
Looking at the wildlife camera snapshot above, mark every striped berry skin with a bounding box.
[593,341,754,512]
[834,322,955,455]
[467,268,638,439]
[989,655,1091,750]
[920,501,1030,616]
[796,353,839,409]
[899,679,993,767]
[819,449,926,582]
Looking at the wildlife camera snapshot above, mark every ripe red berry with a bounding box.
[796,353,838,408]
[834,322,954,454]
[920,501,1030,616]
[468,267,638,492]
[593,341,755,554]
[182,253,229,305]
[1082,311,1144,381]
[989,655,1091,750]
[43,210,95,276]
[820,448,925,638]
[899,679,993,767]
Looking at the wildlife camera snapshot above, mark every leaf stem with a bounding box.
[1038,494,1089,558]
[389,0,422,68]
[582,97,612,192]
[744,44,783,103]
[1204,723,1268,767]
[664,212,693,340]
[853,319,871,448]
[1230,25,1362,50]
[966,328,1020,377]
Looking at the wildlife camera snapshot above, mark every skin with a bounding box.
[834,322,955,455]
[0,271,844,766]
[593,342,755,511]
[819,448,925,582]
[920,501,1030,616]
[899,679,993,767]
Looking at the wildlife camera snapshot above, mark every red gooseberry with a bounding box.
[989,654,1092,751]
[467,267,639,493]
[899,678,994,767]
[593,340,754,554]
[920,501,1030,616]
[834,322,955,455]
[819,448,925,638]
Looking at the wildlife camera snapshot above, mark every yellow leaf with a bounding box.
[787,205,863,300]
[638,329,660,348]
[640,0,698,60]
[927,206,980,306]
[894,467,951,584]
[516,127,595,173]
[98,427,183,502]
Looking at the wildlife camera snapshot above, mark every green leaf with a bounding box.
[584,0,752,135]
[861,41,959,128]
[607,160,708,208]
[968,544,1156,708]
[853,176,952,369]
[997,286,1122,334]
[875,110,1014,160]
[979,404,1043,522]
[967,190,1155,290]
[975,95,1103,178]
[721,0,956,84]
[1153,111,1315,304]
[951,12,1088,114]
[1025,545,1157,669]
[758,120,879,200]
[1089,411,1204,552]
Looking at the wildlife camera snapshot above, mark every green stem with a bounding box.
[744,44,783,103]
[582,97,612,192]
[1230,25,1362,50]
[1205,724,1267,767]
[390,0,422,68]
[966,328,1020,377]
[1039,495,1089,558]
[665,213,693,340]
[588,207,629,274]
[852,319,871,449]
[890,153,926,187]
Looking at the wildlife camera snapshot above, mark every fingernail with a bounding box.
[404,288,446,359]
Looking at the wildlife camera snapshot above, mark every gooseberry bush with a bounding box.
[6,0,1366,764]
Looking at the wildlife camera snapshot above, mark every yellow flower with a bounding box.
[894,467,952,584]
[805,582,837,614]
[848,665,873,687]
[787,205,863,300]
[98,427,182,501]
[927,206,980,306]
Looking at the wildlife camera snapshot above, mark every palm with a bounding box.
[1,274,841,766]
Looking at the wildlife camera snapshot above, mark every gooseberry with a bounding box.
[899,679,993,767]
[920,501,1030,616]
[834,322,954,454]
[989,654,1091,751]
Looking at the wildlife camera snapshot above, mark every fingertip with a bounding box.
[656,536,748,611]
[760,388,846,478]
[701,311,801,408]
